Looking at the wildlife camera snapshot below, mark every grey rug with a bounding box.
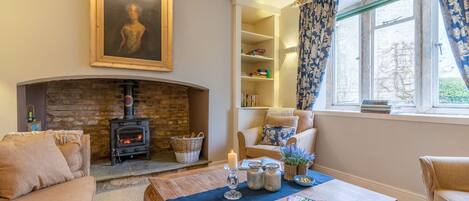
[95,184,146,201]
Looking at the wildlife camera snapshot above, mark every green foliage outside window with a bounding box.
[439,78,469,104]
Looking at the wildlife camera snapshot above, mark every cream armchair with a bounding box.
[419,156,469,201]
[238,110,317,160]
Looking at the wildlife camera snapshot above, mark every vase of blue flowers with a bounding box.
[280,145,315,180]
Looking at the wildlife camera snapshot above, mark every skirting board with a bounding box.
[314,164,426,201]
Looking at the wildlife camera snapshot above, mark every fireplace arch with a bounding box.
[17,75,209,162]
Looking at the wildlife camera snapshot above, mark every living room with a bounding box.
[0,0,468,201]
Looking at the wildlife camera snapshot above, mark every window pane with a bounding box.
[437,8,469,105]
[373,20,415,104]
[335,15,360,104]
[375,0,413,26]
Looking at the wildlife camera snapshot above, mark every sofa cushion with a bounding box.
[293,110,314,133]
[265,115,299,129]
[246,145,282,160]
[0,135,74,199]
[260,126,296,146]
[434,190,469,201]
[12,176,96,201]
[5,130,83,146]
[57,142,83,177]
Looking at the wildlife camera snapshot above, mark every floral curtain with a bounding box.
[296,0,338,110]
[439,0,469,89]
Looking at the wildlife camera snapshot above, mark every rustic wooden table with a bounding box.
[144,163,397,201]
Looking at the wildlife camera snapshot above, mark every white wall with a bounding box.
[0,0,232,161]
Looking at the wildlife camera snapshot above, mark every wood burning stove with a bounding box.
[110,81,150,165]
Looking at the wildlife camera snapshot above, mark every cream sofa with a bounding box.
[238,109,316,160]
[0,131,96,201]
[419,156,469,201]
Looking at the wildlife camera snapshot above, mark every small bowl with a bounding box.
[293,175,315,187]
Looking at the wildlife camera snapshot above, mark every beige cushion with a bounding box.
[12,176,96,201]
[5,130,83,145]
[293,110,314,133]
[58,142,83,178]
[264,115,299,128]
[0,135,74,199]
[246,145,281,160]
[434,190,469,201]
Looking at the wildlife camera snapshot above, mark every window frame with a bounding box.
[327,0,469,115]
[331,14,363,106]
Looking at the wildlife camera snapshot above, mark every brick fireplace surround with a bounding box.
[20,79,207,162]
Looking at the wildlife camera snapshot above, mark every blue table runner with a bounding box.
[168,170,334,201]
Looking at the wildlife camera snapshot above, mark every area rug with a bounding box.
[95,184,146,201]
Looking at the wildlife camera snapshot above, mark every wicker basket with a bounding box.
[170,132,204,163]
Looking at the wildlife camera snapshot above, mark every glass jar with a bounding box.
[247,161,264,190]
[264,163,281,192]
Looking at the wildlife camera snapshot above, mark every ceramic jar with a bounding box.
[284,164,297,181]
[247,161,264,190]
[264,163,281,192]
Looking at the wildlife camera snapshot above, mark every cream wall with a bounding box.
[0,0,232,161]
[315,114,469,196]
[279,6,299,108]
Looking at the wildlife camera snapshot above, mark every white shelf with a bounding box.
[239,106,271,110]
[241,76,273,82]
[241,54,274,62]
[241,30,273,44]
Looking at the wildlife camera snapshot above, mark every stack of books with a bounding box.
[360,100,391,114]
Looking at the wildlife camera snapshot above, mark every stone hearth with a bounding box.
[92,152,209,193]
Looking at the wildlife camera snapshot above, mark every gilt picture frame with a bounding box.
[90,0,173,71]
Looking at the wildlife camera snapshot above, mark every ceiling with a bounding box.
[253,0,361,11]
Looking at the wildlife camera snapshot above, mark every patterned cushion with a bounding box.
[260,126,296,146]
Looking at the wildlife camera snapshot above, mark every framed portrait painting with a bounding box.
[90,0,173,71]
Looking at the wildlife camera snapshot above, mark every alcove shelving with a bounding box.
[233,3,279,109]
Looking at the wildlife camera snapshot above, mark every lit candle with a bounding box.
[228,150,238,169]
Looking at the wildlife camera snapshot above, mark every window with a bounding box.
[334,15,360,105]
[373,0,415,105]
[436,5,469,106]
[329,0,469,114]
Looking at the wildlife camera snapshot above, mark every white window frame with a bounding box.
[327,0,469,115]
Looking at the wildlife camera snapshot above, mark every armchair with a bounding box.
[238,109,317,160]
[419,156,469,201]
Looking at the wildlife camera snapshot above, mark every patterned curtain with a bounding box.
[439,0,469,89]
[296,0,338,110]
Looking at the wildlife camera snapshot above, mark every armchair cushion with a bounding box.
[264,115,299,128]
[435,190,469,201]
[246,145,281,160]
[293,110,314,133]
[260,126,296,146]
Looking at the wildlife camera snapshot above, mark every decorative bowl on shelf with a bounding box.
[293,175,315,187]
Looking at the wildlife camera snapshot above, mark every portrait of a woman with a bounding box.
[103,0,162,61]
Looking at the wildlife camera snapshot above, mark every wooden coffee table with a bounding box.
[144,162,396,201]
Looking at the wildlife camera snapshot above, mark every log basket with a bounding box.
[170,132,205,163]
